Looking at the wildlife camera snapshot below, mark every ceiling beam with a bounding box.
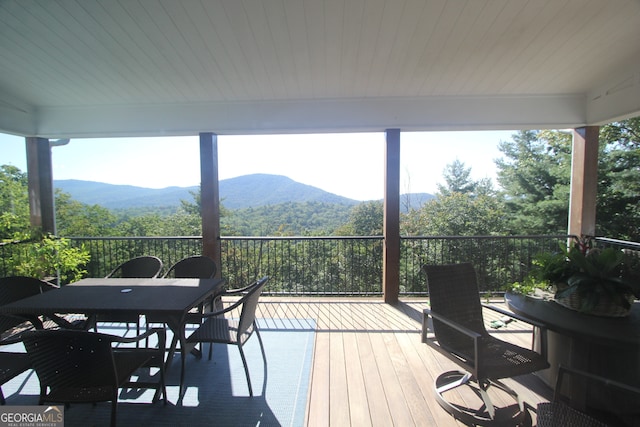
[10,94,587,139]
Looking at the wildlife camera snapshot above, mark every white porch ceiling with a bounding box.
[1,0,639,138]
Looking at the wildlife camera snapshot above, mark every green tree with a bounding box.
[55,190,119,236]
[496,122,640,239]
[336,201,383,236]
[597,118,640,240]
[402,160,506,236]
[403,192,506,236]
[495,130,571,234]
[0,165,30,240]
[115,214,165,236]
[437,159,475,196]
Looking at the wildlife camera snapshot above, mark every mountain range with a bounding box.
[54,174,434,211]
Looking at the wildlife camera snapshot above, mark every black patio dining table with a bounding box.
[505,292,640,418]
[0,277,225,395]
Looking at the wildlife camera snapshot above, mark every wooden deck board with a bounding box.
[255,297,553,426]
[355,331,394,427]
[329,331,351,426]
[307,331,331,427]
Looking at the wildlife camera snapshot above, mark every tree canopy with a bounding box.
[495,121,640,240]
[495,129,572,235]
[1,119,639,241]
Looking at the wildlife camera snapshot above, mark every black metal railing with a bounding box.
[594,237,640,252]
[401,235,569,294]
[1,235,571,295]
[221,236,383,295]
[76,236,204,278]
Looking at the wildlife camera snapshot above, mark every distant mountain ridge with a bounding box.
[54,174,434,211]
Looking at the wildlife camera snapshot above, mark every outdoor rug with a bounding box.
[3,318,316,426]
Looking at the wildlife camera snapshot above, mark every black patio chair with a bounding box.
[0,276,93,331]
[421,263,549,426]
[163,255,221,310]
[184,276,269,397]
[22,328,166,427]
[95,256,163,336]
[0,276,59,331]
[537,365,640,427]
[0,335,32,405]
[146,255,220,346]
[163,255,216,279]
[106,256,163,279]
[0,276,59,404]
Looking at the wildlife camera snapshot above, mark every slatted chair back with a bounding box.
[163,256,216,279]
[0,276,54,332]
[422,263,487,355]
[24,329,117,392]
[0,337,32,405]
[106,256,162,278]
[237,277,269,344]
[147,256,219,327]
[22,328,166,427]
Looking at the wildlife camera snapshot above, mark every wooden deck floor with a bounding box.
[256,297,553,427]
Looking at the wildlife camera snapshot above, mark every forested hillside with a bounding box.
[54,174,359,210]
[223,201,353,235]
[3,120,640,241]
[53,174,432,235]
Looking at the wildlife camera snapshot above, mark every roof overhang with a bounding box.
[1,1,639,138]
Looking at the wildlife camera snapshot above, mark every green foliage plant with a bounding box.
[526,237,640,314]
[14,233,90,285]
[505,276,550,298]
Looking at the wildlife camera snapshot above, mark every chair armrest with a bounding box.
[423,308,482,373]
[555,365,640,401]
[112,327,166,352]
[6,313,44,330]
[194,295,246,320]
[426,309,483,340]
[222,283,255,296]
[0,332,27,345]
[44,313,93,330]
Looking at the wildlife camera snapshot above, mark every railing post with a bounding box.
[383,129,401,304]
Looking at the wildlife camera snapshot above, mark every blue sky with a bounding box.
[1,130,516,201]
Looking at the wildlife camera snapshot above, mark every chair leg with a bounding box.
[158,356,167,405]
[479,380,496,419]
[255,327,266,365]
[238,345,253,397]
[135,320,140,348]
[110,397,117,427]
[434,371,529,426]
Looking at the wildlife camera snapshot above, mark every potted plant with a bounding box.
[519,236,640,317]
